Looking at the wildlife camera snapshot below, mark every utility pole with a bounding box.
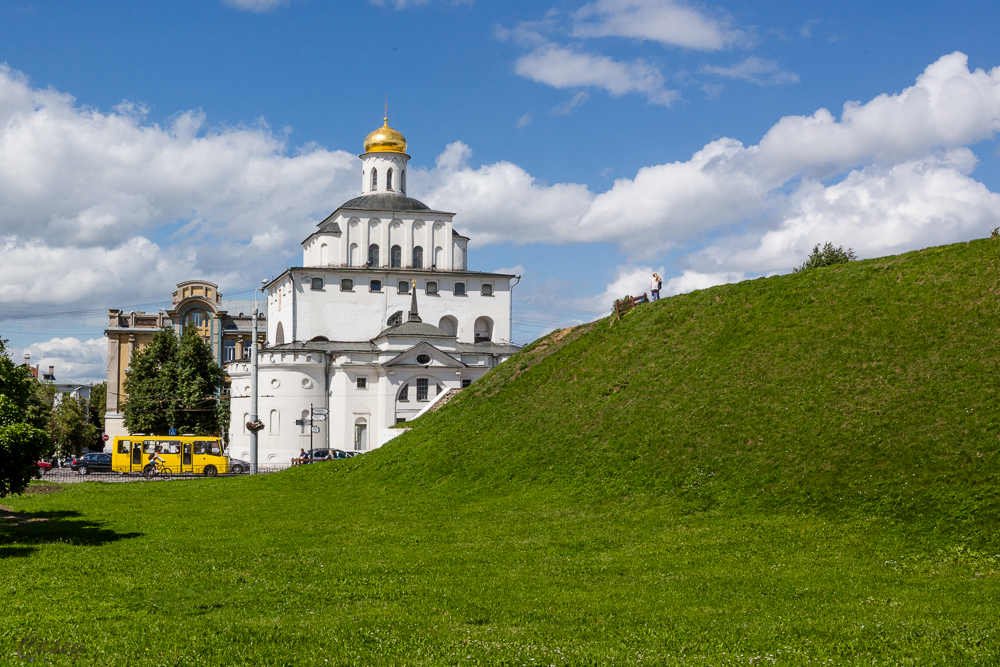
[250,279,266,474]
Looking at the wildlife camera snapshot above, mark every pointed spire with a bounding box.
[408,279,422,323]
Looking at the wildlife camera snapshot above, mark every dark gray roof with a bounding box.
[456,342,523,354]
[220,300,267,318]
[373,321,451,339]
[337,194,434,213]
[267,340,379,353]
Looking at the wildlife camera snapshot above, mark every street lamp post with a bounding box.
[250,279,267,474]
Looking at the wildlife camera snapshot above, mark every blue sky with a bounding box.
[1,0,999,382]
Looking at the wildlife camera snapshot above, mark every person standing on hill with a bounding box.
[651,273,662,301]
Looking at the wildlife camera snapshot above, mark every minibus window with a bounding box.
[209,442,221,456]
[118,440,129,454]
[194,442,205,455]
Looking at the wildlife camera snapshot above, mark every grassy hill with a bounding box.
[2,238,999,666]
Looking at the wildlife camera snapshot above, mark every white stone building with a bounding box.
[227,116,520,463]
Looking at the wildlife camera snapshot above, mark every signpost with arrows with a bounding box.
[294,405,329,460]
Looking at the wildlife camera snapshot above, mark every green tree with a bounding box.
[793,242,858,273]
[88,381,107,430]
[24,376,56,433]
[0,339,50,497]
[51,394,99,458]
[122,327,225,436]
[123,328,179,434]
[176,327,225,435]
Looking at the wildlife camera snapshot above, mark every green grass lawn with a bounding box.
[3,238,1000,665]
[3,473,997,666]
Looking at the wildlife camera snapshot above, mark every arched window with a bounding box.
[269,409,279,435]
[355,419,368,451]
[387,310,403,326]
[474,316,493,343]
[434,246,443,269]
[368,244,379,267]
[320,243,329,265]
[370,169,377,191]
[390,245,401,268]
[398,383,409,401]
[439,316,458,337]
[299,409,309,434]
[401,169,405,193]
[386,168,393,191]
[349,243,358,266]
[413,246,423,269]
[275,322,285,346]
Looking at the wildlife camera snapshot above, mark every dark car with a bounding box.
[301,449,349,463]
[229,458,250,475]
[70,453,112,475]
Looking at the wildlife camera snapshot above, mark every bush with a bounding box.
[793,242,858,272]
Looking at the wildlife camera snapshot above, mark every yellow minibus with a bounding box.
[111,435,230,477]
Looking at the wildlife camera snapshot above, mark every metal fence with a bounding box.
[38,464,295,482]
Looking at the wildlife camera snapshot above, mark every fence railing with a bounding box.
[37,464,295,481]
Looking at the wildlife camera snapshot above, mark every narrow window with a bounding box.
[437,384,443,396]
[223,339,236,362]
[370,280,382,292]
[481,284,494,296]
[387,310,403,326]
[426,281,438,295]
[398,281,410,294]
[357,377,367,389]
[386,168,393,191]
[390,245,401,268]
[413,246,423,269]
[454,282,466,295]
[416,378,428,401]
[398,384,409,401]
[401,169,405,193]
[368,244,379,267]
[396,417,407,424]
[311,277,324,290]
[370,168,377,191]
[341,278,354,291]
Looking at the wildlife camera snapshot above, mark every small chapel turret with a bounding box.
[361,112,409,196]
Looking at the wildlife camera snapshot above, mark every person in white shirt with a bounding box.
[651,273,662,301]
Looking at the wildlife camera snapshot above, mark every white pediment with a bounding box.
[383,341,465,368]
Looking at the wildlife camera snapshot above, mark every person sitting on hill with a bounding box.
[293,448,308,465]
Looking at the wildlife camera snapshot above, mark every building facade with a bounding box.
[104,280,266,440]
[227,116,521,463]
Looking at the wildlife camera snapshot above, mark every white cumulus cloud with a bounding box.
[514,44,679,106]
[700,56,799,85]
[223,0,288,12]
[571,0,746,50]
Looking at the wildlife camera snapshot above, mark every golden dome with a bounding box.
[363,118,407,154]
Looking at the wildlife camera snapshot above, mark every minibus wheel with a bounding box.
[204,465,218,478]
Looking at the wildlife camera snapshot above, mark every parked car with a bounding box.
[229,458,250,475]
[298,449,349,464]
[37,461,52,475]
[70,453,112,475]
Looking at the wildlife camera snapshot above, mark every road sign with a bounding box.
[311,414,326,421]
[312,408,329,415]
[311,426,321,433]
[168,428,177,436]
[102,434,109,442]
[294,419,306,426]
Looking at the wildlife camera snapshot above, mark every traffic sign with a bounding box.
[311,414,326,421]
[102,434,109,442]
[312,408,329,415]
[168,428,177,436]
[294,419,306,426]
[311,426,321,433]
